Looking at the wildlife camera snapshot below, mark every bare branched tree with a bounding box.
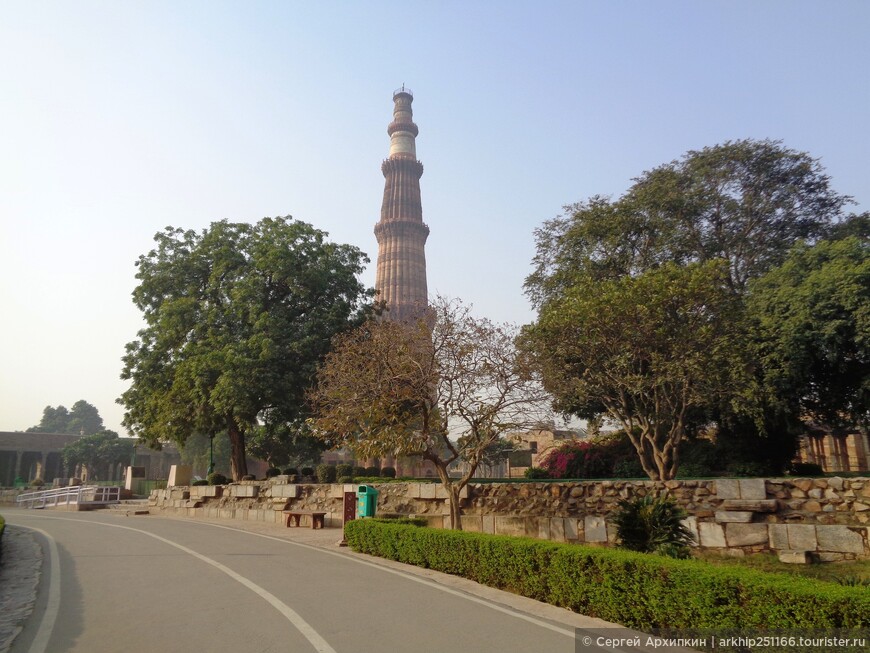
[309,296,550,529]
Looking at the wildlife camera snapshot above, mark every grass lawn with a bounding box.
[697,550,870,586]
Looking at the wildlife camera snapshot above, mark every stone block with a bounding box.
[787,524,817,551]
[271,484,300,499]
[169,488,190,501]
[682,516,698,545]
[482,515,495,534]
[769,524,788,550]
[419,484,436,499]
[462,515,482,532]
[565,519,579,541]
[167,465,193,487]
[698,522,726,548]
[738,478,767,500]
[721,499,778,512]
[406,484,421,499]
[495,516,527,537]
[435,485,448,499]
[329,485,344,499]
[816,526,865,554]
[778,550,810,564]
[550,517,566,542]
[219,508,235,519]
[584,516,607,543]
[725,523,768,547]
[715,511,754,523]
[537,518,551,540]
[228,484,258,498]
[715,479,740,499]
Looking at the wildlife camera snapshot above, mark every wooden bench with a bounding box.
[282,510,327,529]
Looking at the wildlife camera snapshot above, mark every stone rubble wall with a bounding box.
[148,476,870,561]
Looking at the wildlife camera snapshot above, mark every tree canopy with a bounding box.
[27,400,105,435]
[523,139,859,477]
[522,261,753,480]
[61,430,134,481]
[309,297,550,528]
[748,235,869,430]
[119,216,374,480]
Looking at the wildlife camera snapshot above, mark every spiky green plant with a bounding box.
[613,495,695,559]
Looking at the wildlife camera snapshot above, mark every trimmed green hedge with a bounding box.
[344,520,870,630]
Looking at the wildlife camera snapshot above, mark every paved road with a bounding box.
[1,509,630,653]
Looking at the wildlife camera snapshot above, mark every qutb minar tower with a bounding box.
[374,86,429,320]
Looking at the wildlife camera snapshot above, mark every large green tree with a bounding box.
[748,234,869,430]
[61,430,134,480]
[524,140,855,474]
[522,261,752,480]
[309,297,550,528]
[27,400,105,435]
[119,217,374,480]
[245,421,327,470]
[527,139,851,305]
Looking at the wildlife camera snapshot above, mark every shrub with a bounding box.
[380,467,396,478]
[207,472,229,486]
[241,474,256,481]
[676,462,713,478]
[282,467,299,476]
[336,464,353,479]
[612,458,645,478]
[726,461,768,478]
[613,495,695,559]
[790,462,824,477]
[29,477,45,487]
[265,467,281,478]
[353,466,367,477]
[338,475,354,483]
[191,479,209,486]
[301,467,315,477]
[364,466,380,476]
[524,467,550,479]
[344,520,870,630]
[316,464,337,484]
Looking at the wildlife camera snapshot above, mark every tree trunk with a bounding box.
[227,417,248,481]
[432,461,462,530]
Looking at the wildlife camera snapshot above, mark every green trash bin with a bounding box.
[357,484,379,518]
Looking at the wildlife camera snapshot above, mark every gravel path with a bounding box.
[0,527,42,653]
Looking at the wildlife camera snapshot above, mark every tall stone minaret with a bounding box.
[374,86,429,321]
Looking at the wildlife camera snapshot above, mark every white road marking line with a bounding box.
[11,516,336,653]
[14,526,62,653]
[194,521,579,640]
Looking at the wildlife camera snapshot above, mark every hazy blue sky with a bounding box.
[1,1,867,436]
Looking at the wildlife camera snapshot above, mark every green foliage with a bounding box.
[364,466,380,477]
[207,472,229,486]
[612,459,646,478]
[524,261,753,480]
[119,217,374,480]
[353,466,367,477]
[675,463,713,478]
[179,432,231,478]
[301,467,314,477]
[191,479,209,486]
[725,461,770,478]
[336,464,353,479]
[338,476,353,483]
[282,467,299,476]
[264,467,281,478]
[27,400,105,435]
[61,430,134,480]
[316,464,337,483]
[748,236,869,429]
[246,421,327,471]
[241,474,255,481]
[29,478,45,487]
[380,466,396,478]
[345,520,870,630]
[613,496,695,558]
[523,467,550,479]
[789,462,824,477]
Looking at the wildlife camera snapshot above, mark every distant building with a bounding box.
[0,431,181,486]
[797,425,869,473]
[508,426,587,477]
